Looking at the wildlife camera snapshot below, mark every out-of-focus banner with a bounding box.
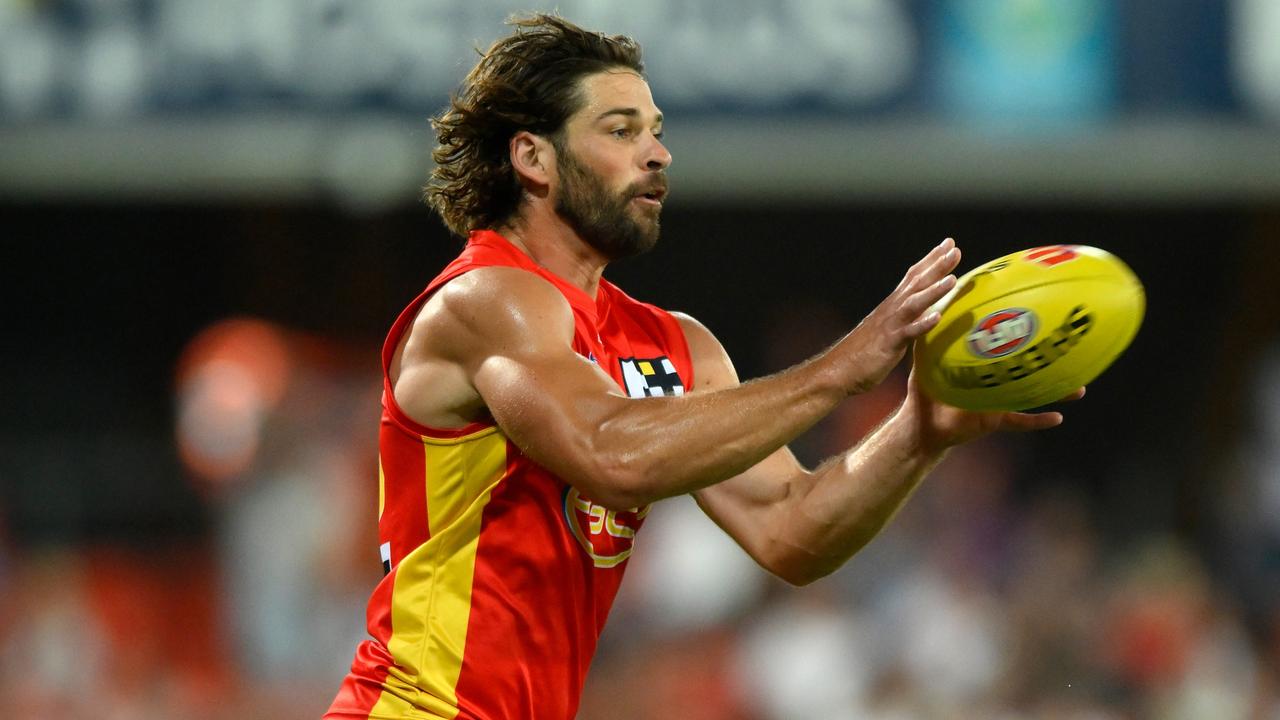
[1,0,1277,204]
[0,0,921,119]
[0,0,1256,120]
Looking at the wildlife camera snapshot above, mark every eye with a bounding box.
[653,130,665,141]
[611,127,632,139]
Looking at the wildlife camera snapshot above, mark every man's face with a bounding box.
[552,70,670,260]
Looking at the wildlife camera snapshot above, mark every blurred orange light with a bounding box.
[174,317,293,488]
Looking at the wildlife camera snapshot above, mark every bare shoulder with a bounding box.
[670,312,740,391]
[392,266,576,428]
[416,266,577,361]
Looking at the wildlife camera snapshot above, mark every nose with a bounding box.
[645,133,672,171]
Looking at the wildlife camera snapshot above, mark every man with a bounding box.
[326,13,1077,720]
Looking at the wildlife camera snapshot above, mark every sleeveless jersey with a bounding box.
[326,230,694,720]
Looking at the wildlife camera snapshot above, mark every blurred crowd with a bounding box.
[584,428,1274,719]
[3,312,1280,720]
[0,318,383,718]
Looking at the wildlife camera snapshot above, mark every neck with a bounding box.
[498,207,608,299]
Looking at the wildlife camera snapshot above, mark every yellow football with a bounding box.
[914,244,1145,412]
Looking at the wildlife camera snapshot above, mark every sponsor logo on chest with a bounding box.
[619,356,685,398]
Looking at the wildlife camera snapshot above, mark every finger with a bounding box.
[899,238,955,290]
[902,273,957,318]
[924,246,962,288]
[903,244,962,296]
[915,237,955,273]
[900,278,957,337]
[905,310,943,337]
[1000,411,1064,432]
[934,244,962,276]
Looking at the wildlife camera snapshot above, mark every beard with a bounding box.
[553,146,663,261]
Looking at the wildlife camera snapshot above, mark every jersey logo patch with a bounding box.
[562,486,650,568]
[619,356,685,398]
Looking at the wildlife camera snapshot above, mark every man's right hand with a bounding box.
[831,238,961,395]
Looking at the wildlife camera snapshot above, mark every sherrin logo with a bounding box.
[967,308,1039,359]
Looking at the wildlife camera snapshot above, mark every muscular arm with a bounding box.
[686,313,943,586]
[686,314,1072,586]
[391,240,960,511]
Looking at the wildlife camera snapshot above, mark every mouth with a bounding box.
[633,186,667,207]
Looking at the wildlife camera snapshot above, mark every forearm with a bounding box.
[572,243,961,508]
[570,355,849,508]
[776,401,947,581]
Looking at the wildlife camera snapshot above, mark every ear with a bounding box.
[510,130,555,192]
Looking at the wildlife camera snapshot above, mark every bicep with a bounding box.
[415,269,632,480]
[473,345,630,470]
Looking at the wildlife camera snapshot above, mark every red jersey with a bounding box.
[326,230,694,720]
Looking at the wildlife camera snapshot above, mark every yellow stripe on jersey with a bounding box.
[378,456,386,520]
[371,427,508,719]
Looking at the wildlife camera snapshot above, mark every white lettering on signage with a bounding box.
[0,0,915,118]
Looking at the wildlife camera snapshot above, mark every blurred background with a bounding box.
[2,1,1280,718]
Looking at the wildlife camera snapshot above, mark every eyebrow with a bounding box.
[596,108,664,124]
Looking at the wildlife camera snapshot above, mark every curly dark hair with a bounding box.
[425,14,645,237]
